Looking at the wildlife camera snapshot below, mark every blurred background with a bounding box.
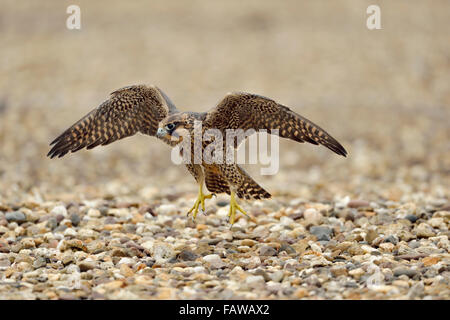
[0,0,449,206]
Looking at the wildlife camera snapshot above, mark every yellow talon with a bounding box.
[187,184,213,220]
[228,191,255,225]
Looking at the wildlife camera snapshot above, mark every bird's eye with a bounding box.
[166,123,176,131]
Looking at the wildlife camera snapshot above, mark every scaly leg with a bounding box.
[187,183,213,220]
[228,190,254,225]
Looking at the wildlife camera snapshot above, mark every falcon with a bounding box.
[48,85,347,224]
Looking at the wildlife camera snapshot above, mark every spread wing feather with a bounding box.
[205,92,347,157]
[48,85,177,158]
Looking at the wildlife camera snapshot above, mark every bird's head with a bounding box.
[156,112,196,146]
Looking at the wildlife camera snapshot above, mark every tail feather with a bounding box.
[236,166,271,200]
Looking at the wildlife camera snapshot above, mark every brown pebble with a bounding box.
[62,239,88,252]
[365,229,378,244]
[294,288,309,299]
[111,248,128,257]
[422,256,440,267]
[139,206,157,216]
[120,264,134,277]
[348,200,370,208]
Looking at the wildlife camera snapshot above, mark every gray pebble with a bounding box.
[46,218,58,230]
[383,235,399,245]
[10,243,23,253]
[423,268,437,278]
[55,214,64,223]
[207,238,222,245]
[105,217,117,224]
[178,249,198,261]
[393,268,419,278]
[55,224,68,232]
[70,213,81,227]
[33,256,47,269]
[5,211,27,223]
[168,257,178,263]
[408,282,424,299]
[259,246,277,256]
[310,226,333,241]
[383,273,394,283]
[408,240,421,249]
[123,224,137,233]
[0,259,11,269]
[279,243,296,254]
[216,200,229,207]
[345,281,359,288]
[145,259,155,267]
[346,263,356,270]
[405,214,418,223]
[98,206,109,216]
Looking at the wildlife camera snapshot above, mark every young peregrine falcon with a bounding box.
[48,85,347,225]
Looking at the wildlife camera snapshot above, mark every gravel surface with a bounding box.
[0,196,448,299]
[1,1,449,299]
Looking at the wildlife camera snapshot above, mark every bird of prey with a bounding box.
[48,85,347,224]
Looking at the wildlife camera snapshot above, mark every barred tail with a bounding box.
[236,166,271,200]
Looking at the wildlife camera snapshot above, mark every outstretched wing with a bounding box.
[48,85,177,158]
[204,92,347,157]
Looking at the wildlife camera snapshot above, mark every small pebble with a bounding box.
[178,249,198,261]
[51,206,67,217]
[303,208,322,225]
[348,200,370,208]
[393,268,418,278]
[70,213,81,226]
[259,246,277,256]
[203,254,225,269]
[5,211,27,223]
[310,226,333,241]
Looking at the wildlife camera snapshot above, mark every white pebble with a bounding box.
[78,229,97,238]
[216,207,229,217]
[51,205,67,217]
[246,275,265,288]
[270,270,284,282]
[304,208,322,225]
[266,281,281,292]
[156,204,177,216]
[280,216,294,226]
[361,245,378,253]
[270,224,284,232]
[192,266,207,274]
[117,257,135,266]
[66,264,80,274]
[309,242,322,253]
[87,208,101,218]
[335,195,350,209]
[203,254,225,269]
[63,228,77,237]
[141,240,154,251]
[152,242,175,260]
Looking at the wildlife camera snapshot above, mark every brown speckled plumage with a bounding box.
[48,85,177,158]
[48,85,347,204]
[204,92,347,157]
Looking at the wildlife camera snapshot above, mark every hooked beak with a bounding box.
[156,127,167,138]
